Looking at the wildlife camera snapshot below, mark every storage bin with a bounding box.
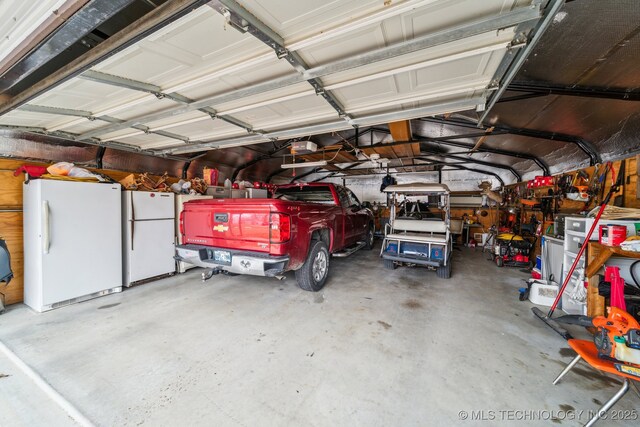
[528,280,558,307]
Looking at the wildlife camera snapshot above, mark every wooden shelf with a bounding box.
[585,242,640,277]
[586,241,640,317]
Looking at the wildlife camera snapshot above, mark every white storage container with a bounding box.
[528,280,559,307]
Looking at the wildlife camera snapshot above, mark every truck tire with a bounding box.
[295,240,330,292]
[364,225,375,250]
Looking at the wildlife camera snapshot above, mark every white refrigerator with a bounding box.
[23,179,123,312]
[123,191,175,286]
[175,194,212,273]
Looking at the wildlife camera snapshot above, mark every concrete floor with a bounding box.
[1,247,638,426]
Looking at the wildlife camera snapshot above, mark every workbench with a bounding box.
[586,241,640,317]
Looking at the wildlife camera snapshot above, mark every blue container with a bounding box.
[431,246,444,260]
[536,255,542,270]
[386,242,398,254]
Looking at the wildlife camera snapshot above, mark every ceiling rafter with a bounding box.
[416,154,520,181]
[479,0,565,123]
[419,116,601,165]
[367,126,550,175]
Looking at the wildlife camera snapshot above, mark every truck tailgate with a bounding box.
[182,201,273,252]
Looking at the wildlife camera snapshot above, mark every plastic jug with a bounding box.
[614,336,640,365]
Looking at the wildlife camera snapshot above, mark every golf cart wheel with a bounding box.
[436,262,451,279]
[384,259,396,270]
[496,257,504,267]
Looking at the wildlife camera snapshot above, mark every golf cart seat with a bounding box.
[385,233,448,244]
[386,218,449,243]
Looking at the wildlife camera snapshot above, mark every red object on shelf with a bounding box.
[13,165,47,177]
[232,182,240,189]
[599,225,627,246]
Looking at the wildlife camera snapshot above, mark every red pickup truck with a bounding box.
[176,183,374,291]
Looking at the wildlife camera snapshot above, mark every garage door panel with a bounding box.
[0,110,56,128]
[240,0,382,41]
[30,80,142,114]
[162,119,247,141]
[177,59,295,101]
[230,93,337,127]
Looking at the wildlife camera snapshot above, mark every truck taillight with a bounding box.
[179,210,185,236]
[270,213,290,243]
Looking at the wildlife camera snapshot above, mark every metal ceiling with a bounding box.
[0,0,639,190]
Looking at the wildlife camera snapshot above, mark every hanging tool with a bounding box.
[613,160,626,207]
[532,165,621,339]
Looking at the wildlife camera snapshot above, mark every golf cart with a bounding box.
[380,183,452,278]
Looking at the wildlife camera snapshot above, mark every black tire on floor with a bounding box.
[364,225,375,250]
[436,262,451,279]
[295,240,330,292]
[496,257,504,267]
[384,259,396,270]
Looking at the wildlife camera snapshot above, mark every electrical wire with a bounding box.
[630,259,640,288]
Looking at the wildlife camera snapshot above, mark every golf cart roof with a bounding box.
[383,183,450,195]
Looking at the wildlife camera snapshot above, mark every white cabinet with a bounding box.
[562,216,639,314]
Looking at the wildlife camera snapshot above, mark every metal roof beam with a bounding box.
[479,0,565,123]
[0,0,135,93]
[367,125,549,174]
[507,81,640,101]
[416,154,520,181]
[419,116,601,165]
[77,6,540,140]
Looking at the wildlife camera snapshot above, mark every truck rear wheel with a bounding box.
[295,240,330,292]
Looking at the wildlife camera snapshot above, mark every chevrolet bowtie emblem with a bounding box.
[213,224,229,232]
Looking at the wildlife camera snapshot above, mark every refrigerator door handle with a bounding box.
[130,220,134,251]
[42,200,50,254]
[130,193,135,251]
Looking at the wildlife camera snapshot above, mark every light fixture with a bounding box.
[281,160,327,169]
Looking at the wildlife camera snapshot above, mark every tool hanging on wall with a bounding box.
[532,164,621,340]
[613,160,626,207]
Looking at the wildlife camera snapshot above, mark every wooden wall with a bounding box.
[0,159,179,306]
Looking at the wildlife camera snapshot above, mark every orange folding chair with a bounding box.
[553,339,640,426]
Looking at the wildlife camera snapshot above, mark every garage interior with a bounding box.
[1,0,640,425]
